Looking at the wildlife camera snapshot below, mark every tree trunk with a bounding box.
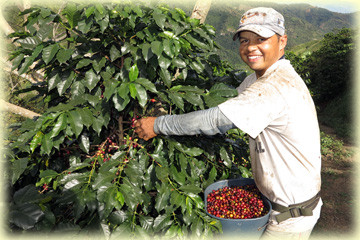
[1,100,41,119]
[190,0,212,24]
[0,7,15,35]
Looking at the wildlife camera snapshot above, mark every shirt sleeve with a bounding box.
[153,107,236,136]
[218,79,287,139]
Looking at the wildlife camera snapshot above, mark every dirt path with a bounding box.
[311,125,357,238]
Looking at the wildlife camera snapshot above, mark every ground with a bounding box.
[311,125,358,239]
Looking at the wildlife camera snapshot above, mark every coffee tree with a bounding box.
[6,2,249,238]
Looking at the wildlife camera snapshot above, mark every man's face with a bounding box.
[239,31,287,78]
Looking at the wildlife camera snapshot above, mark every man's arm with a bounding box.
[134,107,235,140]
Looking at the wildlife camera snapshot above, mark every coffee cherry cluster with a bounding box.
[206,185,268,219]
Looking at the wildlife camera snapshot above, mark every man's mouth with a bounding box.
[248,55,262,61]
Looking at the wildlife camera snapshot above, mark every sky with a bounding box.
[291,0,357,13]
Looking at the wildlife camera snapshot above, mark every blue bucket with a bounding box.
[204,178,272,238]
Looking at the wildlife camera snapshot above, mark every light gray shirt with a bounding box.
[154,107,235,136]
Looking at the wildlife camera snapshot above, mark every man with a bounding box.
[134,7,322,239]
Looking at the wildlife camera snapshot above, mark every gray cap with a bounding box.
[233,7,285,40]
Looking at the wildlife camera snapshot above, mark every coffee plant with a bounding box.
[6,2,250,238]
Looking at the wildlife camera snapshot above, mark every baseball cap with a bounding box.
[233,7,285,41]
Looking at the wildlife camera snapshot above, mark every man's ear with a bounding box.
[280,34,288,51]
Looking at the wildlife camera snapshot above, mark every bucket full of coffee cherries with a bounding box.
[204,178,272,238]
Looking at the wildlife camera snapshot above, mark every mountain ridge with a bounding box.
[174,1,355,69]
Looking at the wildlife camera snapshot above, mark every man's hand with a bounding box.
[134,117,157,141]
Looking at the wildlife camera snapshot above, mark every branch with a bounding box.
[0,6,15,35]
[1,99,41,119]
[190,0,212,24]
[3,60,45,83]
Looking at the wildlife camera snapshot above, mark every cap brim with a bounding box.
[233,25,276,41]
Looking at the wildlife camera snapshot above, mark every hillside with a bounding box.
[170,1,355,69]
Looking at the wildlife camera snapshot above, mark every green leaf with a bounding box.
[134,83,147,108]
[155,183,171,212]
[40,169,58,178]
[120,178,142,211]
[93,172,115,190]
[11,158,29,184]
[209,83,238,97]
[179,185,202,195]
[99,14,109,33]
[185,34,209,50]
[30,131,43,153]
[67,110,83,138]
[141,43,153,62]
[16,36,41,49]
[9,203,45,230]
[158,55,171,69]
[78,18,93,33]
[57,71,75,96]
[128,83,137,99]
[160,68,171,88]
[110,45,121,61]
[153,9,166,29]
[163,39,174,58]
[92,115,105,135]
[56,49,73,64]
[85,6,95,17]
[172,57,186,68]
[75,58,92,69]
[139,215,154,231]
[120,42,131,56]
[13,185,44,204]
[151,41,162,57]
[84,69,101,91]
[42,44,60,65]
[41,133,53,155]
[185,196,193,215]
[191,217,203,237]
[153,214,173,232]
[18,44,43,75]
[92,57,106,74]
[165,224,180,238]
[129,64,139,82]
[183,92,204,108]
[170,165,186,185]
[136,78,158,93]
[36,23,52,41]
[220,147,232,167]
[112,94,130,112]
[168,91,184,111]
[70,81,85,98]
[11,53,25,71]
[78,108,93,128]
[48,72,61,91]
[49,114,67,139]
[189,59,205,73]
[63,3,81,29]
[79,134,90,153]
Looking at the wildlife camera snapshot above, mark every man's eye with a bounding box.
[240,39,248,44]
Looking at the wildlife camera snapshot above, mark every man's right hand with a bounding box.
[134,117,157,141]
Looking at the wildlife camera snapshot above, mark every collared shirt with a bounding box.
[219,59,322,232]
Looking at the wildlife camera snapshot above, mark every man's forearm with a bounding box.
[153,107,235,136]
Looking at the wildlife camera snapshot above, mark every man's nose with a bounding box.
[247,42,258,51]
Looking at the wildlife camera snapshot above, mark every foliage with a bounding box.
[320,132,354,163]
[286,28,354,139]
[6,2,249,238]
[297,28,354,104]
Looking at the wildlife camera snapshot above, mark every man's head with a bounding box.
[233,7,285,40]
[233,7,287,77]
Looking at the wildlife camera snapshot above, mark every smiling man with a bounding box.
[134,7,322,239]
